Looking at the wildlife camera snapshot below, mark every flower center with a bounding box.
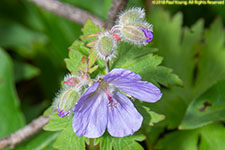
[104,89,117,109]
[99,81,117,109]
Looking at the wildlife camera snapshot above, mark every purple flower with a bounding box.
[72,68,162,138]
[138,27,153,43]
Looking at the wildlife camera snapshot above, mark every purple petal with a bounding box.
[57,109,70,117]
[73,82,108,138]
[114,80,162,103]
[79,81,100,98]
[138,27,153,42]
[107,92,143,137]
[104,68,141,83]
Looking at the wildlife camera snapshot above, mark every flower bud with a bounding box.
[64,74,80,87]
[55,88,79,117]
[120,23,153,45]
[95,32,117,61]
[118,7,145,25]
[63,73,91,89]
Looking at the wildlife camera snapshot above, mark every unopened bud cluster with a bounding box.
[54,73,91,117]
[114,7,153,46]
[87,7,153,61]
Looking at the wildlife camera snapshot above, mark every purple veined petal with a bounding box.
[80,81,100,98]
[114,80,162,103]
[73,82,108,138]
[73,92,108,138]
[72,81,100,117]
[104,68,141,83]
[107,92,143,137]
[138,27,153,43]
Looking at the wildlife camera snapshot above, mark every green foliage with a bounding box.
[14,61,40,82]
[53,120,87,150]
[80,19,101,42]
[65,49,83,73]
[62,0,112,20]
[44,113,87,150]
[146,7,205,129]
[16,131,59,150]
[88,49,98,70]
[180,79,225,129]
[148,109,165,126]
[44,113,71,131]
[145,6,225,150]
[198,123,225,150]
[65,19,104,74]
[194,18,225,95]
[0,20,47,58]
[155,130,199,150]
[113,43,183,87]
[0,0,84,101]
[0,48,25,138]
[135,101,165,127]
[155,123,225,150]
[95,133,145,150]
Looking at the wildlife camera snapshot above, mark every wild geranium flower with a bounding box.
[72,68,162,138]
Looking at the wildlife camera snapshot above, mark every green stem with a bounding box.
[106,60,110,73]
[88,139,99,150]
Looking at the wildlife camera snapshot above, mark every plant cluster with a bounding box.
[52,8,162,139]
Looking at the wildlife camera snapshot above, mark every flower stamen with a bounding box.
[105,89,117,109]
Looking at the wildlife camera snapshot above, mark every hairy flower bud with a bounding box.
[64,75,80,87]
[95,32,117,61]
[55,88,79,117]
[120,23,153,45]
[53,73,92,117]
[63,73,91,89]
[118,7,145,25]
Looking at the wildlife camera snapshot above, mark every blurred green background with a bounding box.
[0,0,225,149]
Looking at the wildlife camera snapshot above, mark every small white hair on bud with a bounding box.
[52,87,71,110]
[117,7,146,26]
[52,86,79,117]
[141,21,153,31]
[95,31,117,61]
[118,21,153,46]
[63,74,80,82]
[63,73,92,90]
[63,73,81,88]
